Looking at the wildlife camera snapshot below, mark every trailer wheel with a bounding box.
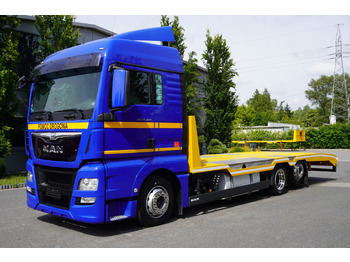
[137,176,174,227]
[290,161,306,187]
[268,165,288,196]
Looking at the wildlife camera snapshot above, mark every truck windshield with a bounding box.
[30,69,101,121]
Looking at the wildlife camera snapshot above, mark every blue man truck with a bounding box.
[25,26,338,226]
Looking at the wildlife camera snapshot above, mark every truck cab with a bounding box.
[26,27,189,225]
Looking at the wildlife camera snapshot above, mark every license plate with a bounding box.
[46,187,61,199]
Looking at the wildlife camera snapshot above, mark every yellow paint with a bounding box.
[104,122,154,129]
[187,116,203,172]
[104,146,182,155]
[194,151,338,175]
[156,147,182,152]
[104,121,182,129]
[28,122,89,130]
[104,148,154,154]
[293,130,305,142]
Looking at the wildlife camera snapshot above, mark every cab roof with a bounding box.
[40,26,183,74]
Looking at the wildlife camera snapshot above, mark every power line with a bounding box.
[236,45,333,64]
[230,24,336,46]
[238,55,332,73]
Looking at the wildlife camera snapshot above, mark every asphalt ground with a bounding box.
[0,149,349,250]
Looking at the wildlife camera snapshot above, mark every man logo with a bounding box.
[43,145,64,154]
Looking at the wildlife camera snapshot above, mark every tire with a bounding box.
[290,161,307,187]
[268,164,288,196]
[137,176,174,227]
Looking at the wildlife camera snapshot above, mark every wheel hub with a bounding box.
[293,162,304,181]
[146,186,169,218]
[275,169,286,191]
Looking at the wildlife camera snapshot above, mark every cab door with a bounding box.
[104,68,156,158]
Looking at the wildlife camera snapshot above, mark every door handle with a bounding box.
[147,138,155,149]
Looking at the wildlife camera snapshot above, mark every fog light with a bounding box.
[26,186,35,195]
[78,178,98,191]
[27,171,33,182]
[80,197,96,204]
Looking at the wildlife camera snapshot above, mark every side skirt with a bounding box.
[188,180,270,207]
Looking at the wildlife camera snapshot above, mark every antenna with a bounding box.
[330,24,349,124]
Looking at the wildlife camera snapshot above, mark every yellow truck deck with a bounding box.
[186,116,337,207]
[195,151,337,175]
[187,116,338,175]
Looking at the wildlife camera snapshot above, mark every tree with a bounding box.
[35,15,80,61]
[305,75,333,120]
[246,88,278,125]
[160,15,199,117]
[202,30,238,144]
[184,51,200,116]
[234,104,256,126]
[0,15,20,173]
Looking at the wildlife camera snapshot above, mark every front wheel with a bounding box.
[268,165,288,196]
[137,176,174,227]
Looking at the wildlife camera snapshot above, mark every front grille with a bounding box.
[32,132,81,162]
[35,165,77,210]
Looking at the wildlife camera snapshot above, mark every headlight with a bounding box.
[78,178,98,191]
[27,171,33,182]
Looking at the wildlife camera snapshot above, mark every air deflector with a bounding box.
[114,26,175,42]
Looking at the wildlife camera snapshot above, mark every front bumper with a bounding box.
[26,159,106,223]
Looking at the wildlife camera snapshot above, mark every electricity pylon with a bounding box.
[330,24,349,124]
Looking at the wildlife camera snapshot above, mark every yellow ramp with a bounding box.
[187,116,202,172]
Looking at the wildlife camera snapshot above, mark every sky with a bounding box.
[76,14,350,111]
[8,0,350,111]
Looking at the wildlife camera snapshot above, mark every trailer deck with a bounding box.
[193,152,338,175]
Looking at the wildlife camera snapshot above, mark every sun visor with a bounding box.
[32,52,102,78]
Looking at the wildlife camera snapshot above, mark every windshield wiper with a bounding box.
[32,110,52,121]
[54,108,84,120]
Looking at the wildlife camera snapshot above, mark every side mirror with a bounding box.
[111,69,129,108]
[18,76,27,89]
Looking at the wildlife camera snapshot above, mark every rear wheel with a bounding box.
[137,176,174,227]
[268,165,288,196]
[290,161,306,187]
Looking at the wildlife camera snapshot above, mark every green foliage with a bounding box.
[202,30,238,144]
[245,88,279,126]
[198,135,206,154]
[184,51,200,116]
[0,16,20,127]
[304,74,350,123]
[228,146,253,153]
[35,15,80,61]
[207,139,228,154]
[0,172,26,185]
[0,15,21,174]
[305,74,333,119]
[0,127,12,177]
[232,129,297,150]
[305,124,350,148]
[234,104,256,126]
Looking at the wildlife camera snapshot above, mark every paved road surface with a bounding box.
[1,149,349,248]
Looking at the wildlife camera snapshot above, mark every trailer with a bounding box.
[24,26,337,227]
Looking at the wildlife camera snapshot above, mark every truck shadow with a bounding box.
[36,176,337,237]
[37,214,145,237]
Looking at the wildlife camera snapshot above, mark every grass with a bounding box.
[0,172,27,187]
